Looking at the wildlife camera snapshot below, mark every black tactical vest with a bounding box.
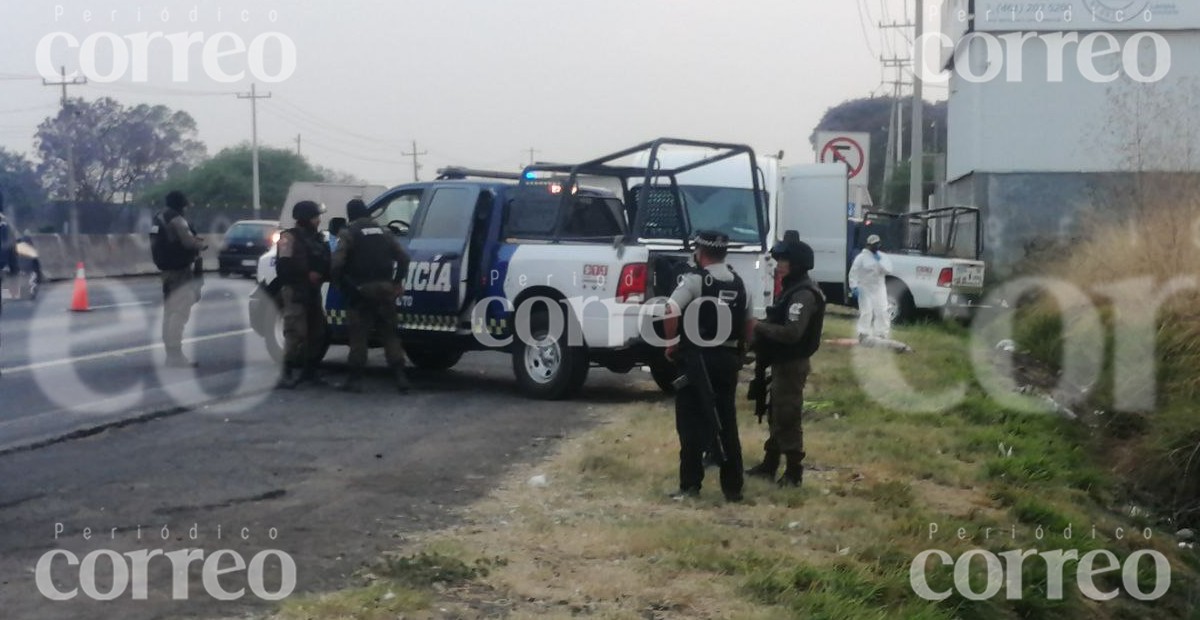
[150,210,198,271]
[770,278,826,361]
[288,226,332,280]
[685,265,747,348]
[347,222,397,284]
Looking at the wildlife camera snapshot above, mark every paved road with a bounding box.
[1,276,275,453]
[0,276,666,619]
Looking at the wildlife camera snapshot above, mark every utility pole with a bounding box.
[403,140,427,182]
[879,14,913,208]
[526,147,540,166]
[43,65,86,252]
[295,134,302,156]
[236,83,271,218]
[909,0,926,213]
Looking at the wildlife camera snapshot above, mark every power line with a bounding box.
[854,0,879,60]
[301,137,401,165]
[259,104,401,157]
[87,82,236,97]
[0,105,57,115]
[274,99,409,149]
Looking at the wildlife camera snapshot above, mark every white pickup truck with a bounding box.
[249,139,774,399]
[717,161,987,322]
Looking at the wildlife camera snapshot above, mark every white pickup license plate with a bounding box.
[954,265,985,288]
[242,259,257,267]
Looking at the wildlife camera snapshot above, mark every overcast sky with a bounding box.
[0,0,938,187]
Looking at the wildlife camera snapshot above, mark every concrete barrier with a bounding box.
[31,233,226,281]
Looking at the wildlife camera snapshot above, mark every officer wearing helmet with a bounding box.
[275,200,332,389]
[745,230,826,487]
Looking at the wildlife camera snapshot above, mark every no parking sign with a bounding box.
[817,131,870,188]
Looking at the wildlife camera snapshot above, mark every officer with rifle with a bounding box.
[664,230,753,502]
[745,231,826,487]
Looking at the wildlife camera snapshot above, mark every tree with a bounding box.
[35,97,205,203]
[810,96,947,209]
[313,165,367,186]
[139,144,324,212]
[0,148,46,229]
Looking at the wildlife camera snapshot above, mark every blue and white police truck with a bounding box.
[249,139,773,399]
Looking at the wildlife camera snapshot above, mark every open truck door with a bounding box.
[399,185,486,332]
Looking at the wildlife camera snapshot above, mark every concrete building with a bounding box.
[938,0,1200,274]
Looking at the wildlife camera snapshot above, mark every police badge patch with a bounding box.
[788,302,804,321]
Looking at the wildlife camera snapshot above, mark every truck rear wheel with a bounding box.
[648,356,677,394]
[406,345,463,371]
[886,280,916,325]
[511,307,588,400]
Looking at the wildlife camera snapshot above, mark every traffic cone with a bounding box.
[69,262,91,312]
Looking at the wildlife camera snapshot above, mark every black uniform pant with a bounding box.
[675,348,743,496]
[346,281,405,370]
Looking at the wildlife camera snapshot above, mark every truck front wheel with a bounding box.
[261,294,329,365]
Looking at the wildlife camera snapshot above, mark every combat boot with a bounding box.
[336,374,363,393]
[745,448,781,480]
[778,451,804,487]
[392,366,412,393]
[276,365,302,390]
[293,361,328,388]
[164,349,198,368]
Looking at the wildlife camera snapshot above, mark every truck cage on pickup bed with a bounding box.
[517,138,769,249]
[860,206,983,261]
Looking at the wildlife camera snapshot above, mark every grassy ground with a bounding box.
[273,311,1199,619]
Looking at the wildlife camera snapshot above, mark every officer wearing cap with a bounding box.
[275,200,332,389]
[663,230,753,502]
[332,199,413,393]
[745,230,826,487]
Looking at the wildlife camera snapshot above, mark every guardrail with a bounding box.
[29,234,226,281]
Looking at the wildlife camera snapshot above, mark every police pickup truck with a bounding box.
[249,138,773,400]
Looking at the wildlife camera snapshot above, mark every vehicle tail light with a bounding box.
[938,267,953,288]
[617,263,647,303]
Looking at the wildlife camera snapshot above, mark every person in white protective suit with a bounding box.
[848,234,893,341]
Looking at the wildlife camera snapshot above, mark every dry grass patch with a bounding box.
[273,314,1197,619]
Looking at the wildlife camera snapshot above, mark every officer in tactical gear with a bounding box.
[151,190,207,368]
[664,230,753,502]
[745,230,826,487]
[275,200,332,389]
[332,199,413,393]
[0,190,16,378]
